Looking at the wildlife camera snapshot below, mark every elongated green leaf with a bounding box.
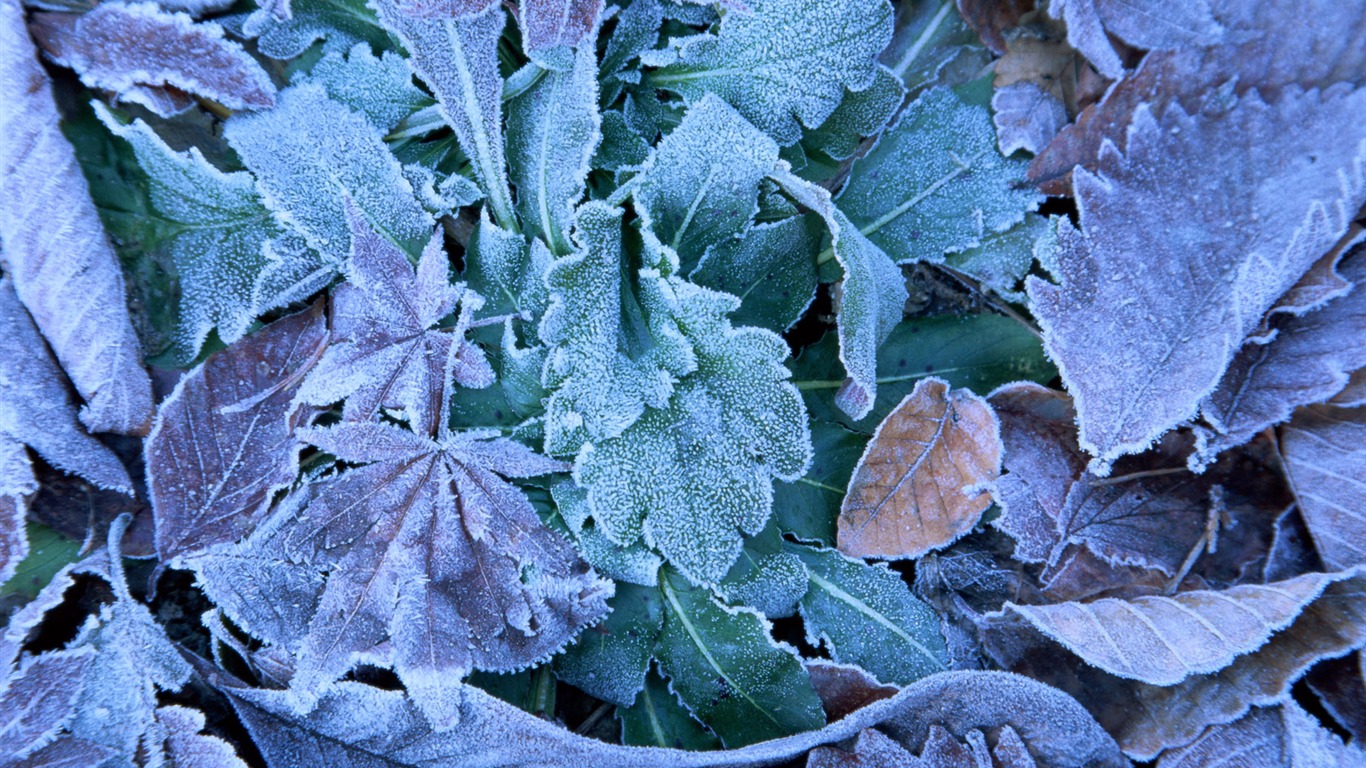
[801,65,905,162]
[945,212,1057,302]
[655,569,825,747]
[773,420,868,545]
[838,85,1039,264]
[645,0,893,145]
[252,0,391,59]
[556,582,662,706]
[617,667,721,750]
[297,43,430,132]
[792,545,948,686]
[464,211,551,319]
[507,42,601,255]
[716,522,809,619]
[691,213,821,333]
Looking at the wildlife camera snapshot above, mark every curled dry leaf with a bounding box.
[1156,700,1364,768]
[838,377,1002,560]
[30,2,276,117]
[0,0,152,436]
[146,302,327,561]
[1280,404,1366,571]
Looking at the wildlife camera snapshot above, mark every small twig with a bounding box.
[574,702,612,735]
[1087,466,1188,487]
[936,264,1044,341]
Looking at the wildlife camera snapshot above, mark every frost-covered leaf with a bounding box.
[1305,653,1366,743]
[225,83,431,264]
[251,0,391,59]
[0,649,94,761]
[633,94,780,271]
[158,706,251,768]
[989,383,1216,576]
[801,65,905,163]
[507,40,600,254]
[1002,570,1357,686]
[0,0,153,436]
[805,660,899,722]
[717,523,808,619]
[375,0,518,229]
[881,0,987,95]
[31,2,275,117]
[147,302,327,561]
[94,104,330,361]
[464,212,552,320]
[617,667,720,750]
[297,43,430,133]
[790,315,1056,433]
[792,544,948,686]
[992,81,1067,157]
[555,582,661,706]
[1281,405,1366,571]
[691,213,821,334]
[644,0,894,145]
[773,420,867,546]
[274,420,608,727]
[0,279,133,500]
[1193,256,1366,469]
[1028,89,1366,473]
[296,210,485,432]
[769,169,905,422]
[1046,0,1222,79]
[806,727,916,767]
[838,377,1001,560]
[1156,701,1364,768]
[837,85,1040,266]
[947,212,1056,303]
[655,568,825,747]
[519,0,602,70]
[549,482,663,587]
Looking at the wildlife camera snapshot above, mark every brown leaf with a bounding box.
[30,1,276,117]
[807,660,901,722]
[146,302,327,561]
[0,0,153,436]
[955,0,1032,54]
[838,377,1002,560]
[520,0,601,54]
[1281,404,1366,571]
[1046,0,1222,80]
[992,82,1068,156]
[1156,701,1364,767]
[1304,652,1366,743]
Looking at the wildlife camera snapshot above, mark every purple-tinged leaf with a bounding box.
[1305,652,1366,744]
[0,649,94,759]
[806,727,916,767]
[1027,88,1366,473]
[157,706,250,768]
[1192,254,1366,468]
[992,81,1067,157]
[297,210,487,433]
[0,0,153,436]
[147,302,327,561]
[1001,569,1357,686]
[269,420,605,729]
[1156,701,1364,768]
[1280,404,1366,571]
[30,2,276,116]
[518,0,602,70]
[6,736,117,768]
[1046,0,1222,79]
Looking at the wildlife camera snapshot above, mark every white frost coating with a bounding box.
[1048,0,1223,79]
[691,213,821,333]
[1027,89,1366,474]
[297,43,429,132]
[224,83,434,263]
[374,0,518,229]
[31,1,276,116]
[1156,701,1365,768]
[520,0,603,70]
[838,86,1040,265]
[633,94,780,270]
[804,65,905,162]
[0,0,153,436]
[0,439,32,586]
[645,0,893,145]
[1280,405,1366,571]
[992,81,1067,157]
[506,40,601,255]
[95,104,325,362]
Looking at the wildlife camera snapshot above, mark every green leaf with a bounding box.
[617,667,720,750]
[296,43,430,132]
[507,43,601,255]
[945,212,1057,302]
[448,323,547,431]
[556,582,663,706]
[644,0,894,145]
[691,213,821,334]
[772,420,867,545]
[790,544,949,686]
[593,110,651,173]
[223,84,434,262]
[252,0,393,60]
[801,64,906,162]
[1,522,79,603]
[716,522,809,619]
[654,568,825,747]
[95,103,331,362]
[464,211,551,319]
[791,313,1057,432]
[633,94,780,271]
[550,481,662,586]
[882,0,987,94]
[837,85,1040,264]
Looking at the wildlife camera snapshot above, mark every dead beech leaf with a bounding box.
[1280,404,1366,571]
[0,0,153,436]
[838,377,1002,560]
[30,1,276,117]
[1156,700,1364,768]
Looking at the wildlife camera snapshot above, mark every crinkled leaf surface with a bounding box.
[1027,89,1366,473]
[147,302,326,561]
[251,0,390,60]
[224,83,433,263]
[519,0,602,70]
[464,212,552,319]
[1281,404,1366,571]
[691,213,821,334]
[792,544,948,686]
[838,377,1002,560]
[297,43,430,133]
[277,420,609,728]
[0,0,152,436]
[801,65,905,163]
[31,2,275,117]
[555,582,660,707]
[838,85,1039,265]
[645,0,894,145]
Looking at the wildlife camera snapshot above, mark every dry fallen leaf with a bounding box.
[1280,404,1366,571]
[838,377,1002,560]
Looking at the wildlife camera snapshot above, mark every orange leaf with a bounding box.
[837,377,1002,559]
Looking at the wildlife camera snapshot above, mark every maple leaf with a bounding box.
[30,2,276,117]
[0,0,152,436]
[260,419,610,728]
[297,206,492,433]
